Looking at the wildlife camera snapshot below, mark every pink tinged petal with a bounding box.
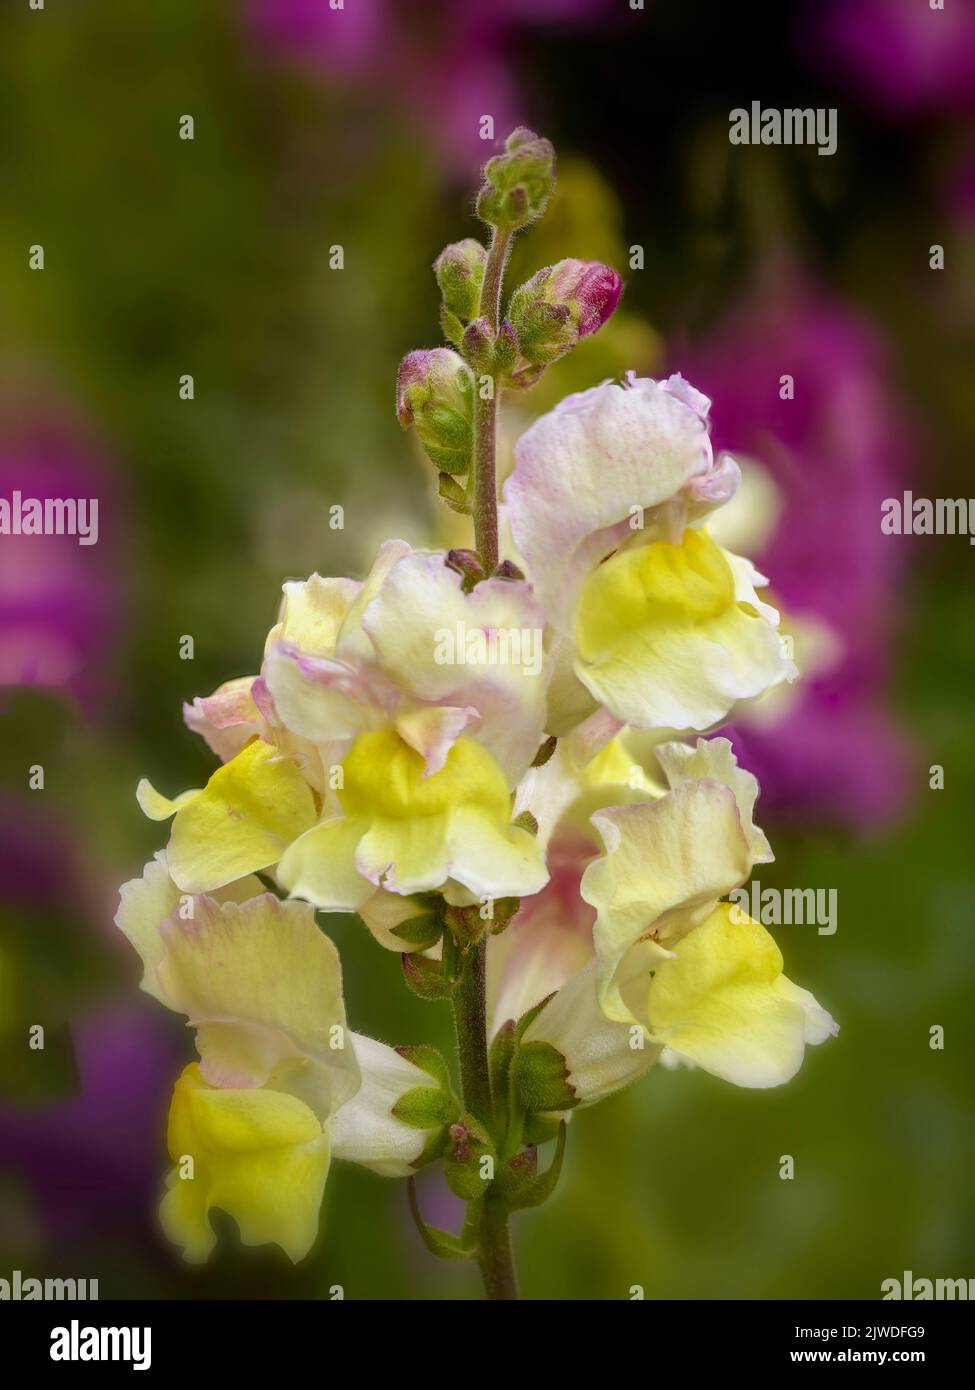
[362,549,548,783]
[394,704,480,776]
[183,676,262,762]
[686,452,742,508]
[488,827,599,1032]
[503,374,716,631]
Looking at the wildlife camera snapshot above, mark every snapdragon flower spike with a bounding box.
[507,259,623,366]
[115,860,444,1261]
[503,373,795,736]
[396,348,475,475]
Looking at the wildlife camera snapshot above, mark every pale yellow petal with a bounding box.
[277,816,374,911]
[582,781,752,1023]
[646,902,836,1087]
[157,894,359,1115]
[160,1064,330,1264]
[167,738,317,894]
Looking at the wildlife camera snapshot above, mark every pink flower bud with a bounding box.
[545,259,623,337]
[507,259,622,367]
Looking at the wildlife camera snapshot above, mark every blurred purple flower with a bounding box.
[0,408,122,717]
[247,0,611,170]
[680,276,917,829]
[0,793,87,908]
[0,1006,177,1243]
[802,0,975,117]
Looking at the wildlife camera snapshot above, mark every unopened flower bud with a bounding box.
[461,316,495,373]
[494,320,519,374]
[493,559,525,582]
[445,548,486,587]
[434,239,487,322]
[476,128,556,231]
[508,259,622,366]
[396,348,474,475]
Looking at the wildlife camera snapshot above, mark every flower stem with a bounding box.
[451,939,492,1122]
[471,226,512,574]
[478,1192,519,1301]
[451,940,520,1301]
[457,222,519,1299]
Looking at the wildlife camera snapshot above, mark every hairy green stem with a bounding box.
[481,227,511,331]
[479,1193,519,1301]
[451,939,492,1122]
[451,942,520,1301]
[471,226,512,573]
[472,392,499,573]
[456,221,520,1299]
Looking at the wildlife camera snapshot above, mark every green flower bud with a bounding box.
[461,316,495,373]
[396,348,475,475]
[507,259,623,366]
[434,239,488,322]
[476,128,556,231]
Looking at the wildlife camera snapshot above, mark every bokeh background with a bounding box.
[2,0,973,1299]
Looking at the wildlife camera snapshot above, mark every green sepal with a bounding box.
[494,320,519,374]
[438,471,470,514]
[485,896,519,931]
[390,912,443,951]
[440,305,466,349]
[523,1110,564,1146]
[443,1114,497,1202]
[410,1124,452,1171]
[407,1178,479,1261]
[514,991,555,1043]
[531,735,558,768]
[511,1039,579,1113]
[488,1018,516,1130]
[503,1121,567,1210]
[395,1043,452,1090]
[508,363,546,390]
[401,952,456,1000]
[392,1085,457,1131]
